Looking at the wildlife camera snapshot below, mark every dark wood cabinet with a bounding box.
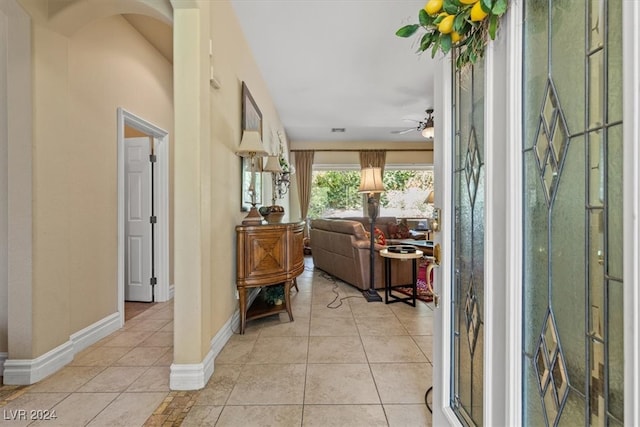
[235,221,305,334]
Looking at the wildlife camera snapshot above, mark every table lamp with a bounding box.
[236,130,267,224]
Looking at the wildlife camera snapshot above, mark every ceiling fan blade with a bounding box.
[391,128,416,135]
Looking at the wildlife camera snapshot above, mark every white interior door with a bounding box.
[125,136,153,302]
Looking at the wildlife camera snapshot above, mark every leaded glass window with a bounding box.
[522,1,623,425]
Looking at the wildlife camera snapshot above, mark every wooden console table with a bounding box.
[235,221,305,334]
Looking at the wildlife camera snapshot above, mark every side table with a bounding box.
[380,248,423,306]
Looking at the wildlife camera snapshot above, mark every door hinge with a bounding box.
[150,277,157,286]
[150,216,157,224]
[149,154,157,163]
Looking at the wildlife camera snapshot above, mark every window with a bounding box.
[309,166,434,219]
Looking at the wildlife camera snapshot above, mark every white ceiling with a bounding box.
[230,0,438,144]
[123,1,438,144]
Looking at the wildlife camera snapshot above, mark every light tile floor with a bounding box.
[1,257,434,426]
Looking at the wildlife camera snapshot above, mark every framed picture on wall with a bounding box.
[240,81,263,212]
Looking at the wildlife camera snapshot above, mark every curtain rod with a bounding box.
[290,148,433,152]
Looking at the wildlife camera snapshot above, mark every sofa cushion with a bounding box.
[365,227,386,245]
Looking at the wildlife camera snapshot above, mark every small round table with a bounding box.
[380,248,423,306]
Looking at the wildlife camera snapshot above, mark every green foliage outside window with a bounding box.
[309,170,434,219]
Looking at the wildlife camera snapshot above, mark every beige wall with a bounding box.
[0,8,8,356]
[172,0,288,365]
[29,14,173,356]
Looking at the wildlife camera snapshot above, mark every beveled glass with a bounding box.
[522,0,623,425]
[451,53,484,426]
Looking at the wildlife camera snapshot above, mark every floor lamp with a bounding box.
[358,166,385,302]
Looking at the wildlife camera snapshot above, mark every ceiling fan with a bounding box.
[391,108,434,139]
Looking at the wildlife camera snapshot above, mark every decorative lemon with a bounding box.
[470,1,488,21]
[424,0,443,16]
[459,0,479,4]
[451,31,462,43]
[437,13,455,34]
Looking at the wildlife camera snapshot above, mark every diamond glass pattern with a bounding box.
[533,80,570,206]
[464,127,481,207]
[464,278,481,356]
[533,309,570,426]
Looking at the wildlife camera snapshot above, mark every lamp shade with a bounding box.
[426,190,435,204]
[236,130,267,157]
[262,155,283,173]
[358,167,384,193]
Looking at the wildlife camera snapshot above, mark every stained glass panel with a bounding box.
[451,52,484,427]
[523,1,623,425]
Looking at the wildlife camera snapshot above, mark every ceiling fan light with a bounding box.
[422,126,434,139]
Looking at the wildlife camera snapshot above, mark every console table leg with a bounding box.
[284,280,294,322]
[238,287,247,334]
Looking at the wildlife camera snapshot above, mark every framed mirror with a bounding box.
[240,82,263,211]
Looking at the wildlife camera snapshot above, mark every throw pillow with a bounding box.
[365,227,387,245]
[387,221,400,239]
[398,221,411,239]
[374,227,386,245]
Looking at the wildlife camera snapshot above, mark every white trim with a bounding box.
[208,314,236,359]
[431,53,459,426]
[69,312,120,354]
[484,27,503,427]
[505,1,524,424]
[2,342,73,385]
[169,351,215,391]
[168,289,258,390]
[0,352,7,377]
[168,309,234,390]
[117,108,170,328]
[623,1,640,425]
[2,312,120,385]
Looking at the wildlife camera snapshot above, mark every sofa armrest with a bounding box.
[353,240,386,251]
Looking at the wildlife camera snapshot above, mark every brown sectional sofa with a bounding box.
[310,217,417,290]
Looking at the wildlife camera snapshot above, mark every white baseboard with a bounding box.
[169,288,258,390]
[169,349,215,391]
[0,352,7,378]
[3,341,74,385]
[2,312,120,385]
[70,312,120,354]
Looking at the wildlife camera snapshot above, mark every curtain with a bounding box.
[359,150,386,215]
[294,150,314,235]
[359,150,386,174]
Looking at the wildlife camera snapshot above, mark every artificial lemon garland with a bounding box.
[397,0,508,69]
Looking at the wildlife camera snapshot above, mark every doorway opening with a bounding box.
[117,108,170,326]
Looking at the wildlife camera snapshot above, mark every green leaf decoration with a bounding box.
[492,0,508,15]
[440,34,452,54]
[419,9,431,26]
[453,12,466,32]
[488,14,498,39]
[480,0,493,14]
[396,1,509,70]
[420,32,433,51]
[443,1,459,15]
[396,24,420,38]
[431,37,441,57]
